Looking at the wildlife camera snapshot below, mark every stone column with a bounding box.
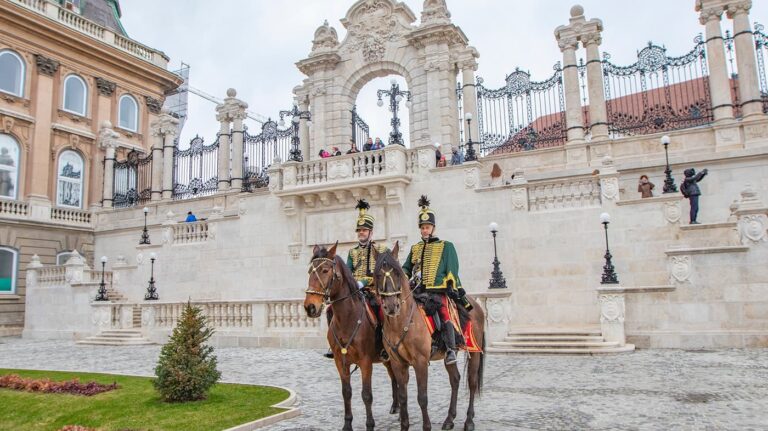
[230,113,246,191]
[461,61,480,144]
[727,1,763,118]
[698,5,735,123]
[298,98,311,160]
[98,122,120,208]
[161,131,176,200]
[150,131,163,202]
[28,55,59,201]
[150,111,179,200]
[215,118,231,192]
[582,32,610,141]
[559,37,588,166]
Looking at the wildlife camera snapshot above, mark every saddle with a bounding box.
[413,291,482,354]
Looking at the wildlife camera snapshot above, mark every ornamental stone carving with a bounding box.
[599,294,625,323]
[486,298,508,323]
[464,167,479,189]
[142,306,155,327]
[600,177,619,201]
[95,78,116,97]
[698,7,724,24]
[670,255,691,283]
[417,148,433,168]
[511,188,527,210]
[145,96,164,114]
[664,201,681,224]
[726,0,752,17]
[311,20,340,55]
[421,0,451,25]
[739,214,767,244]
[92,307,111,328]
[340,0,413,63]
[327,160,352,180]
[34,54,59,76]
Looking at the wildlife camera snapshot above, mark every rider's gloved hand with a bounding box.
[357,281,364,289]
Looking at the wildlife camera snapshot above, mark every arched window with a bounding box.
[56,150,84,208]
[0,134,20,200]
[0,50,25,97]
[118,94,138,131]
[63,75,87,116]
[56,250,78,266]
[0,247,17,294]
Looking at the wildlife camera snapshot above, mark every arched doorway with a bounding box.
[352,75,412,150]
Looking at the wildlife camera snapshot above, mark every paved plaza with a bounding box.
[0,337,766,430]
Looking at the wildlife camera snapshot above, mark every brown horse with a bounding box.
[372,242,485,431]
[303,243,399,431]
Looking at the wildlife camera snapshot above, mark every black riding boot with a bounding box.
[324,308,334,359]
[375,324,390,362]
[442,321,458,365]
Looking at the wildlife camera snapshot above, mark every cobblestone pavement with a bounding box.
[1,337,767,430]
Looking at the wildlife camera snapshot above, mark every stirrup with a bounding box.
[444,350,457,365]
[380,349,390,362]
[324,349,334,359]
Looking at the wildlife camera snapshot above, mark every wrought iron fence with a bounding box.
[243,119,291,190]
[351,105,370,151]
[172,135,219,200]
[476,63,567,155]
[602,35,713,137]
[755,22,768,113]
[113,150,152,208]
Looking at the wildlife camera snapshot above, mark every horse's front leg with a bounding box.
[415,360,431,431]
[360,359,375,431]
[465,351,481,431]
[384,360,400,414]
[391,359,411,430]
[442,361,460,430]
[334,358,354,431]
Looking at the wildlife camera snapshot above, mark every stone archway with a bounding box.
[295,0,479,159]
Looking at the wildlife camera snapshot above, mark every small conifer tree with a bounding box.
[153,301,221,402]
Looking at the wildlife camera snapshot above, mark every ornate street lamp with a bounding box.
[600,213,619,284]
[464,112,478,162]
[377,78,412,146]
[95,256,109,301]
[139,206,150,245]
[488,222,508,289]
[661,135,678,194]
[279,102,311,162]
[145,252,159,300]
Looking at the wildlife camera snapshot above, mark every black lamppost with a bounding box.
[95,255,109,301]
[661,135,678,193]
[488,222,508,289]
[145,252,158,300]
[464,112,478,162]
[600,213,619,284]
[377,78,412,146]
[139,206,150,245]
[279,103,311,162]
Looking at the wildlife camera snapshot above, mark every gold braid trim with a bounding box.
[351,243,387,284]
[410,241,444,288]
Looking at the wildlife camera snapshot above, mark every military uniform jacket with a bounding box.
[347,242,389,287]
[402,238,462,292]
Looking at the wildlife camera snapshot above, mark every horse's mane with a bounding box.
[374,251,405,279]
[311,246,359,299]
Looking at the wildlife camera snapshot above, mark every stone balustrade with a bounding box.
[0,199,29,219]
[10,0,168,67]
[527,176,602,211]
[50,206,93,227]
[0,198,94,228]
[36,266,66,286]
[171,220,209,245]
[267,300,321,330]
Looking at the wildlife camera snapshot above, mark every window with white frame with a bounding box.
[0,134,20,200]
[0,50,25,97]
[0,247,17,294]
[56,250,78,266]
[118,94,138,131]
[56,150,84,208]
[63,75,87,116]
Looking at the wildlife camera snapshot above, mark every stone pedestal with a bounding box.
[597,286,626,346]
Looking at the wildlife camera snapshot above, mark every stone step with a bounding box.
[96,332,144,338]
[507,327,601,337]
[503,335,605,342]
[493,341,620,348]
[675,222,739,246]
[487,344,635,355]
[76,339,155,346]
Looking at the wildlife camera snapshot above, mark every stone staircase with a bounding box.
[76,329,154,346]
[487,327,635,354]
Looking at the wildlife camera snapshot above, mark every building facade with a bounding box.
[0,0,180,333]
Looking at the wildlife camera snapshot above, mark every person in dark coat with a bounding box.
[681,168,708,224]
[638,175,655,198]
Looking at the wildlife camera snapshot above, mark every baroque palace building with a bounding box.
[3,0,768,352]
[0,0,180,334]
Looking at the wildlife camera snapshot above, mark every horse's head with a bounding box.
[373,241,406,317]
[304,242,339,318]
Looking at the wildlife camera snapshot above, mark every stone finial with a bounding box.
[421,0,451,25]
[227,88,237,98]
[99,121,120,149]
[216,88,249,122]
[570,4,584,17]
[63,250,86,266]
[310,20,340,55]
[28,254,43,269]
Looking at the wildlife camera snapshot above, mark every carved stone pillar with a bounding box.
[698,5,735,123]
[216,119,231,192]
[230,113,246,191]
[582,32,609,141]
[460,61,480,144]
[150,111,179,200]
[727,1,763,118]
[298,97,311,160]
[99,122,120,208]
[597,288,627,346]
[214,88,248,192]
[150,131,163,202]
[162,131,176,200]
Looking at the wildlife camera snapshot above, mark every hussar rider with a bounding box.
[402,195,473,365]
[324,199,390,360]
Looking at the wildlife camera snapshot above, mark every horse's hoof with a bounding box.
[441,421,454,430]
[463,422,475,431]
[390,405,399,414]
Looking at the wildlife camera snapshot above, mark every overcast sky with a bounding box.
[121,0,768,147]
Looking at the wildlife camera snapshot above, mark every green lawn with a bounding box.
[0,368,290,431]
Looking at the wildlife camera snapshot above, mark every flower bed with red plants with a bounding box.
[0,373,119,396]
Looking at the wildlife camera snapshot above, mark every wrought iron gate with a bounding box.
[602,36,713,136]
[172,135,219,200]
[243,119,291,191]
[755,23,768,114]
[476,63,567,155]
[113,150,152,208]
[351,105,370,151]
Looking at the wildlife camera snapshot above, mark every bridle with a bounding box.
[306,256,358,306]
